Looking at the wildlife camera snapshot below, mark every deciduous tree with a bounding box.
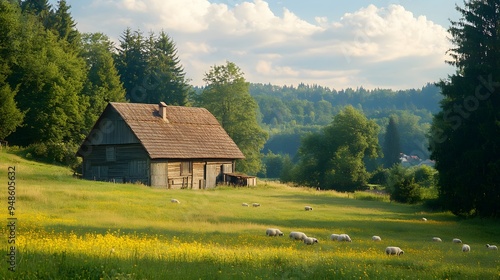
[201,61,268,174]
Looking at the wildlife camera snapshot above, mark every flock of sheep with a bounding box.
[262,208,498,256]
[171,199,497,255]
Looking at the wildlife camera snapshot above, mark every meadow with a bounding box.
[0,150,499,279]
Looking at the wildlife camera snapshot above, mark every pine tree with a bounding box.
[383,116,401,168]
[52,0,80,48]
[115,28,147,103]
[430,0,500,217]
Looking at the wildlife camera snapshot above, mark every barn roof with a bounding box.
[80,102,245,160]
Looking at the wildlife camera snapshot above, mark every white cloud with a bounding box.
[73,1,453,89]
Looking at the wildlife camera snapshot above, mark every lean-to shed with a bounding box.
[76,102,245,189]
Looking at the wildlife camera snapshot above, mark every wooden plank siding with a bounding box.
[82,144,149,184]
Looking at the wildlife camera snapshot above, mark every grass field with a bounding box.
[0,150,499,279]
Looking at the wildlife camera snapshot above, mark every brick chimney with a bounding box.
[159,102,168,122]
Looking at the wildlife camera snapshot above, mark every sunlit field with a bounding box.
[0,150,499,279]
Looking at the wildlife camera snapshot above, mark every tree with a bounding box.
[115,29,191,105]
[383,116,401,168]
[51,0,80,48]
[295,106,380,191]
[6,10,87,145]
[200,61,268,174]
[144,31,191,105]
[429,0,500,217]
[115,28,147,103]
[81,32,127,129]
[0,1,24,140]
[0,85,23,141]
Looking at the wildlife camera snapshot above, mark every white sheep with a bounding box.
[486,244,498,250]
[304,206,313,211]
[265,228,284,237]
[462,244,471,252]
[421,217,427,222]
[372,235,382,242]
[252,203,261,207]
[330,234,340,241]
[385,246,404,256]
[289,231,308,241]
[242,203,249,207]
[452,238,462,243]
[171,199,180,203]
[337,234,352,242]
[432,237,442,242]
[304,237,318,245]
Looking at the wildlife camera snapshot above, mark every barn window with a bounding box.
[106,147,116,162]
[129,160,147,177]
[181,161,192,175]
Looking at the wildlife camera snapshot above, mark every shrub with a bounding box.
[390,178,422,204]
[25,142,81,173]
[369,168,389,185]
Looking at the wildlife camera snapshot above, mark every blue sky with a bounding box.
[52,0,462,90]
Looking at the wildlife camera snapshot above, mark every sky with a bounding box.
[51,0,461,90]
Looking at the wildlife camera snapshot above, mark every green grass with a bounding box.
[0,150,499,279]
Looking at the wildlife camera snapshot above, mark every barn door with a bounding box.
[205,164,218,189]
[151,162,168,188]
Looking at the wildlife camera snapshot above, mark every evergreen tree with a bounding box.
[144,31,191,105]
[383,116,401,167]
[201,61,268,174]
[115,28,147,103]
[430,0,500,217]
[81,32,127,129]
[51,0,80,48]
[20,0,52,28]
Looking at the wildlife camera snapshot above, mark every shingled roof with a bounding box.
[86,102,244,160]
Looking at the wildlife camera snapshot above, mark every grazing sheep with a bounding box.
[242,203,249,207]
[452,238,462,243]
[385,246,404,256]
[252,203,261,207]
[304,237,319,245]
[330,234,340,241]
[304,206,313,211]
[421,217,427,222]
[337,234,352,242]
[462,244,471,252]
[171,199,180,203]
[432,237,442,242]
[372,235,382,242]
[289,231,308,241]
[486,244,498,250]
[265,228,284,237]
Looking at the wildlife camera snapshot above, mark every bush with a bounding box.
[412,165,438,188]
[390,178,422,204]
[25,142,81,173]
[369,168,389,185]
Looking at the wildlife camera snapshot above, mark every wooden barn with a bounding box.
[76,102,245,189]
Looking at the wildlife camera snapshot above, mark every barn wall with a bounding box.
[83,108,139,147]
[82,144,149,184]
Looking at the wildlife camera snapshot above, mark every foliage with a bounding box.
[390,177,422,204]
[115,28,191,105]
[81,32,127,128]
[200,61,268,175]
[430,0,500,217]
[413,165,438,188]
[294,106,380,191]
[0,84,23,140]
[4,1,87,146]
[383,116,401,168]
[24,142,81,171]
[369,167,389,185]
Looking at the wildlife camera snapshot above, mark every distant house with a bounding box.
[76,102,245,189]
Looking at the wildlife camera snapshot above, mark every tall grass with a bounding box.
[0,150,499,279]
